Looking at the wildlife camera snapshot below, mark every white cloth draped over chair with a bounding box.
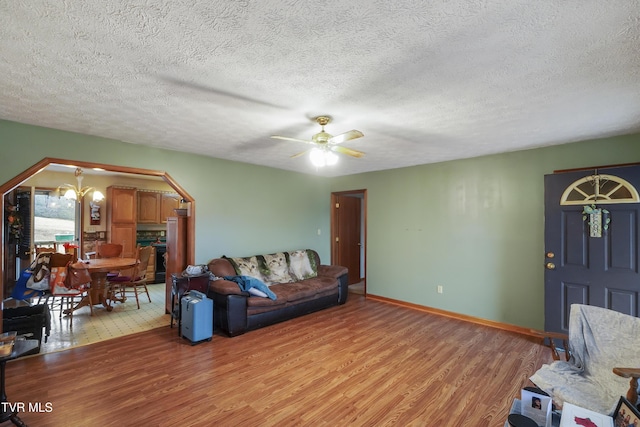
[530,304,640,415]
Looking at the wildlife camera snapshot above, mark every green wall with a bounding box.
[0,120,331,263]
[330,134,640,330]
[3,118,640,330]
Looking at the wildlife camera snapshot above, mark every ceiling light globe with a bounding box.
[325,151,338,166]
[310,148,326,167]
[92,190,105,202]
[63,189,77,200]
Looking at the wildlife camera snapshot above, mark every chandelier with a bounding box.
[58,168,104,203]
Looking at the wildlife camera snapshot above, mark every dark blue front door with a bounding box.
[544,165,640,333]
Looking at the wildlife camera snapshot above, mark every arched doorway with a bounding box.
[1,157,195,322]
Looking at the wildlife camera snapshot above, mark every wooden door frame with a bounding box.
[0,157,196,319]
[331,189,367,295]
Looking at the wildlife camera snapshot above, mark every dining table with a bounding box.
[71,257,137,312]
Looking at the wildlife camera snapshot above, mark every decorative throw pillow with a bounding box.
[261,252,294,285]
[287,250,318,281]
[227,256,265,281]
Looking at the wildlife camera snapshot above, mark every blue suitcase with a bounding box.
[181,291,213,344]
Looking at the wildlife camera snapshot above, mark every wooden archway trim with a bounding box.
[1,157,196,311]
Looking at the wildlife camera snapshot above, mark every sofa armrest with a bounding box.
[208,279,249,297]
[317,264,348,280]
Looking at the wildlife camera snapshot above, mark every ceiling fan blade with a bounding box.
[328,130,364,145]
[270,135,314,145]
[333,145,365,158]
[290,149,310,159]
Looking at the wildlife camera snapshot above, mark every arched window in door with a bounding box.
[560,173,640,206]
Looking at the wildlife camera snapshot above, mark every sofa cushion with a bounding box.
[246,276,337,307]
[287,249,318,280]
[261,252,294,285]
[246,289,338,316]
[226,256,265,281]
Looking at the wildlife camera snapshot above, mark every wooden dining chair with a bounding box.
[97,243,123,259]
[43,253,93,328]
[95,243,123,281]
[108,245,153,309]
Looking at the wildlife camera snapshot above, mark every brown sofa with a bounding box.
[207,249,348,337]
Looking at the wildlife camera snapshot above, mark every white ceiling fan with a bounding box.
[271,116,364,166]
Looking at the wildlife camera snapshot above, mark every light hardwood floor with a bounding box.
[3,293,552,426]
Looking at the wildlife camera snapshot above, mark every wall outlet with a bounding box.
[437,285,443,294]
[317,228,321,235]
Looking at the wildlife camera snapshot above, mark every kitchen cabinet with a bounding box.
[160,193,180,223]
[107,186,137,258]
[108,187,136,223]
[137,191,179,224]
[137,191,161,224]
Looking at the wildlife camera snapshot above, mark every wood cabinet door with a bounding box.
[160,193,180,223]
[165,216,186,312]
[138,191,160,223]
[110,223,137,258]
[109,187,137,223]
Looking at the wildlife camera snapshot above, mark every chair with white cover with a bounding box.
[530,304,640,415]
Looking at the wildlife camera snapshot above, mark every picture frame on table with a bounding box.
[613,396,640,427]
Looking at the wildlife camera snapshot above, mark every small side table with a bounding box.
[0,339,38,427]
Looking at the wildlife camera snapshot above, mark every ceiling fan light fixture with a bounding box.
[310,147,326,167]
[271,114,363,167]
[312,131,331,144]
[310,147,339,167]
[325,151,338,166]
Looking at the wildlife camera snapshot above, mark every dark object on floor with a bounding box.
[2,305,51,355]
[507,414,538,427]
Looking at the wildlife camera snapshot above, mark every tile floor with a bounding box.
[36,283,170,355]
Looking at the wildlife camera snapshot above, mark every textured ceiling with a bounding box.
[1,1,639,177]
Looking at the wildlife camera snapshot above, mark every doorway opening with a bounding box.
[31,189,76,256]
[331,190,367,296]
[1,158,195,341]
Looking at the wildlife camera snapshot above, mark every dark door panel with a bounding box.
[607,287,636,316]
[335,194,361,286]
[544,165,640,333]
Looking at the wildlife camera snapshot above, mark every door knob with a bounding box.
[545,262,556,270]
